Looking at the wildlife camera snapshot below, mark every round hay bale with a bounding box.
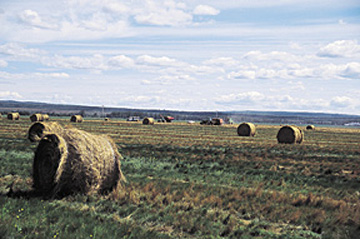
[70,115,83,123]
[33,128,125,197]
[237,122,256,137]
[277,125,304,144]
[43,114,50,121]
[104,117,110,121]
[143,117,155,125]
[7,112,20,120]
[30,113,44,122]
[306,125,315,130]
[28,121,64,142]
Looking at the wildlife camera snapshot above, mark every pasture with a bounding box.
[0,117,359,238]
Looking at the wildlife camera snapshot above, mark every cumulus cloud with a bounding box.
[340,62,360,78]
[0,91,23,99]
[193,5,220,15]
[137,55,179,66]
[0,43,46,59]
[244,50,298,62]
[18,9,58,29]
[317,40,360,58]
[108,55,135,68]
[203,57,238,67]
[330,96,353,108]
[0,59,8,67]
[142,74,196,85]
[216,91,265,105]
[133,1,192,26]
[44,54,107,70]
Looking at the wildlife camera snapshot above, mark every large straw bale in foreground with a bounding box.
[28,121,64,142]
[33,128,125,197]
[30,113,44,122]
[237,122,256,137]
[143,117,155,125]
[43,114,50,121]
[7,112,20,120]
[277,125,304,144]
[70,115,83,123]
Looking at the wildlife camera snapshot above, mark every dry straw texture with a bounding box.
[7,112,20,120]
[33,127,125,197]
[70,115,83,123]
[306,125,315,130]
[277,125,304,144]
[43,114,50,121]
[28,122,64,142]
[143,117,155,125]
[30,114,44,122]
[237,122,256,137]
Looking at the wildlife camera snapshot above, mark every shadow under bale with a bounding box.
[33,128,126,198]
[28,122,64,142]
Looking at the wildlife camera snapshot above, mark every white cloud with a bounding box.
[0,71,69,80]
[18,9,58,30]
[44,54,107,70]
[0,43,46,59]
[0,59,8,67]
[193,5,220,15]
[244,50,298,62]
[340,62,360,78]
[317,40,360,58]
[216,91,265,105]
[330,96,353,108]
[108,55,135,68]
[0,91,23,99]
[133,1,192,26]
[142,74,196,85]
[203,57,238,67]
[137,55,179,66]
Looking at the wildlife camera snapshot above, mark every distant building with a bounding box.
[127,116,140,121]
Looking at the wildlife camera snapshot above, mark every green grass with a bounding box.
[0,118,359,238]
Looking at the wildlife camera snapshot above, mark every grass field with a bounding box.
[0,117,359,238]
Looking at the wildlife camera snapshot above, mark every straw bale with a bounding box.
[30,113,44,122]
[143,117,155,125]
[33,128,125,197]
[7,112,20,120]
[70,115,83,123]
[43,114,50,121]
[306,125,315,130]
[277,125,304,144]
[237,122,256,137]
[28,121,64,142]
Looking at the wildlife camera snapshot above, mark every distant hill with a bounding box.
[1,100,359,126]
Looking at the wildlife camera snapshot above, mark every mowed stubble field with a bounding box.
[0,117,359,238]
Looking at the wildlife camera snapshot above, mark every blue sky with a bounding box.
[0,0,360,114]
